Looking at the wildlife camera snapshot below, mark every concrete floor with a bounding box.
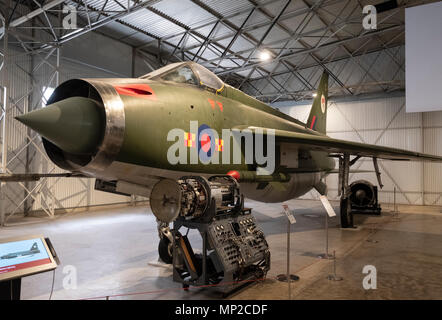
[0,199,441,300]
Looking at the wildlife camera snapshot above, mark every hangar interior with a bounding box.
[0,0,441,300]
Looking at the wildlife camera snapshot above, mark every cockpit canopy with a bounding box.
[140,62,224,91]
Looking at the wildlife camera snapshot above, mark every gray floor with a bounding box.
[1,200,441,300]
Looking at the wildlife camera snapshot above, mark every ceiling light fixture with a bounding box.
[259,51,271,61]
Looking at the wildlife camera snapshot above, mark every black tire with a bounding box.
[158,237,173,264]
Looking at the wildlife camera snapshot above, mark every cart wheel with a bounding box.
[158,237,173,264]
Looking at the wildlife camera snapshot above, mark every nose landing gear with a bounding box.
[157,220,173,264]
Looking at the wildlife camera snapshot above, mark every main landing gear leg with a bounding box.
[157,219,173,264]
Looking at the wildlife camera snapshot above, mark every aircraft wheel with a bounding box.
[158,237,173,264]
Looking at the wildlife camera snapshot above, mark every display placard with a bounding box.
[282,204,296,224]
[0,235,58,281]
[320,195,337,217]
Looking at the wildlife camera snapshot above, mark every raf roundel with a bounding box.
[197,124,216,163]
[321,94,326,113]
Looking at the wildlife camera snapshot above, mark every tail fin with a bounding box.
[306,71,329,134]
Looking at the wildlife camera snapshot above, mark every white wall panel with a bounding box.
[405,2,442,112]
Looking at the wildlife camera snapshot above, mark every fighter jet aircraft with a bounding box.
[15,62,442,230]
[1,242,40,260]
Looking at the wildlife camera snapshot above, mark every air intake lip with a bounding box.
[37,79,125,174]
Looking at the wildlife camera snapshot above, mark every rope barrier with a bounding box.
[80,277,268,300]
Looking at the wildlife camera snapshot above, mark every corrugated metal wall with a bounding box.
[277,94,442,205]
[1,47,32,215]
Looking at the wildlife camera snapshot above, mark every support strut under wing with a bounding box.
[339,153,354,228]
[372,157,384,189]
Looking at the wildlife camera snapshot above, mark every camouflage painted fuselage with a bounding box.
[17,63,335,203]
[102,80,334,202]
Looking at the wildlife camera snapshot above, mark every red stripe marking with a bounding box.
[207,98,215,109]
[310,115,316,129]
[201,134,211,152]
[0,258,52,274]
[216,101,223,111]
[113,84,156,100]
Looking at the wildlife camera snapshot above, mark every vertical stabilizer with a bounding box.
[306,72,329,134]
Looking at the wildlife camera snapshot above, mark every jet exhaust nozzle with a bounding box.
[15,96,105,155]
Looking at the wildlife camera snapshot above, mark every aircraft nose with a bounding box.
[15,96,105,154]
